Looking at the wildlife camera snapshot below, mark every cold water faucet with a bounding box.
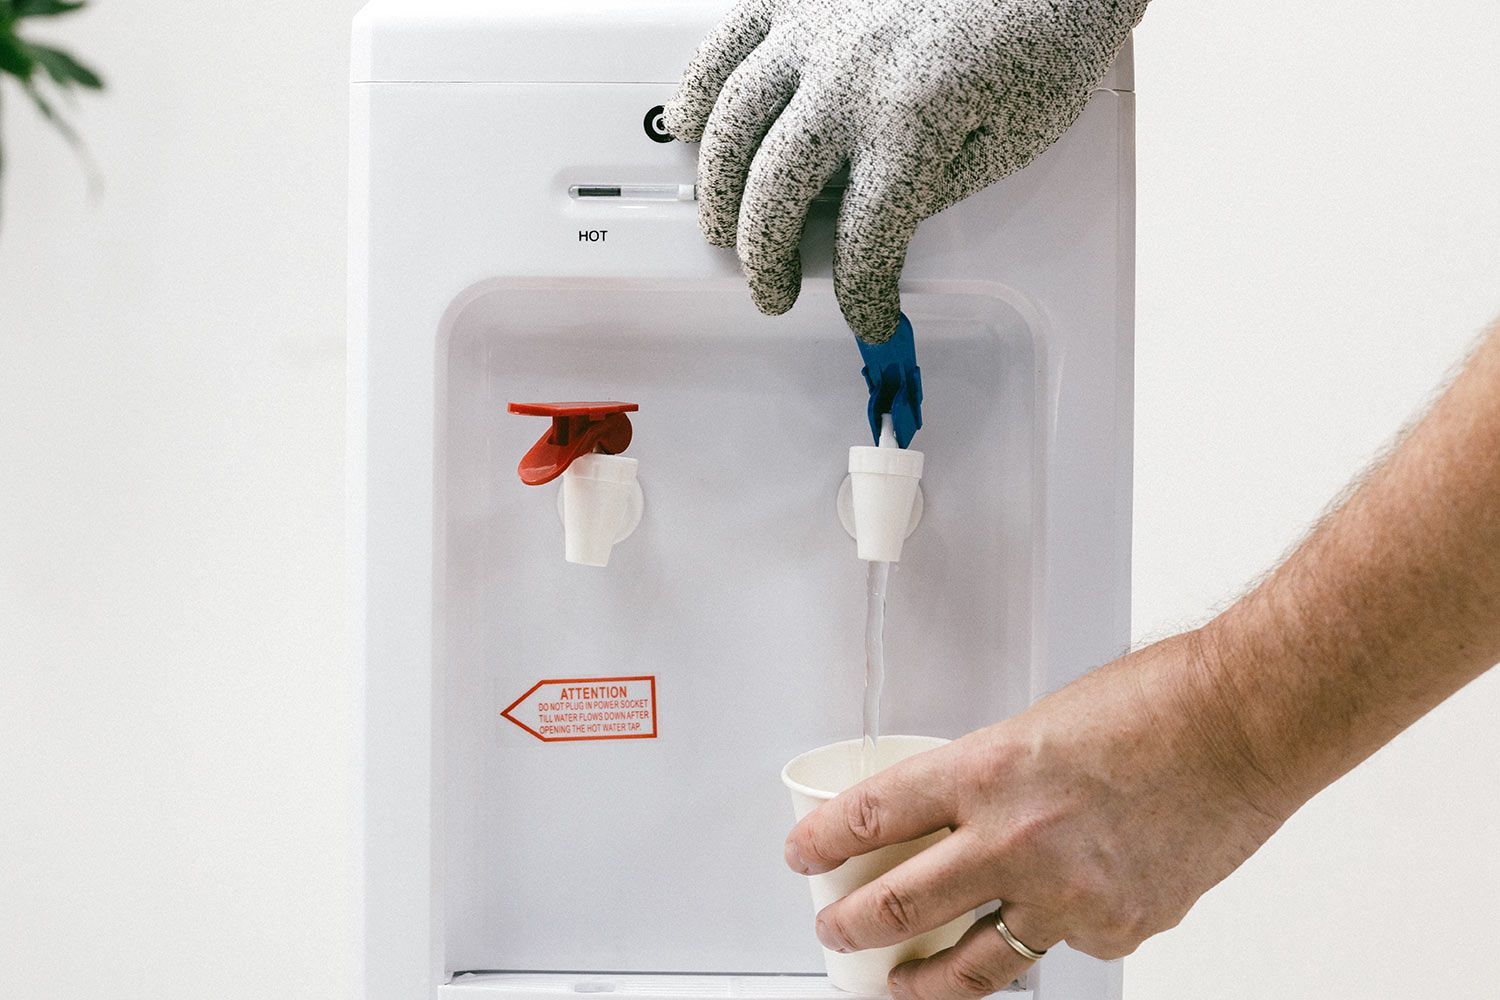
[843,314,926,562]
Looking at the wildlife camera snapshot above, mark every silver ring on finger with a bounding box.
[994,904,1048,962]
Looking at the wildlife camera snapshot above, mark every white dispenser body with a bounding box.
[350,2,1133,998]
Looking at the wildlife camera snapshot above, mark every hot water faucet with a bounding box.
[509,400,644,567]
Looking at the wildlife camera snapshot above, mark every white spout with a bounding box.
[560,453,643,567]
[848,415,924,563]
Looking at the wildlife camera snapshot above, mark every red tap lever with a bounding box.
[508,401,638,486]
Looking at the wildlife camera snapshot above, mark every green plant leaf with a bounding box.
[14,1,88,19]
[0,0,101,229]
[28,42,101,88]
[0,31,36,79]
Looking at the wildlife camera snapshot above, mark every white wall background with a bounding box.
[1,2,1496,999]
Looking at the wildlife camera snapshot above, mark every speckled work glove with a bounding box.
[665,0,1147,343]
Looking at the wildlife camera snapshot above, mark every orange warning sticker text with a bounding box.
[500,675,657,742]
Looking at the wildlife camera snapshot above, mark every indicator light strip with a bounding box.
[568,183,848,204]
[568,184,696,202]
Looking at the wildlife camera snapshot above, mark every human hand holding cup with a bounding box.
[779,643,1296,1000]
[781,736,971,993]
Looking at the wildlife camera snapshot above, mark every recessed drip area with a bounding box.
[438,283,1039,974]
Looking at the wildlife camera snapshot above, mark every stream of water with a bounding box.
[859,560,891,779]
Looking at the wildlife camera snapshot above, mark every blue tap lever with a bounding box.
[856,313,923,448]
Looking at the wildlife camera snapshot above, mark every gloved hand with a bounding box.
[665,0,1147,343]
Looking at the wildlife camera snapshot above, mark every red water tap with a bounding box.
[508,401,638,486]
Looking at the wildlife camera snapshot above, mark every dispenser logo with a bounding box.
[643,105,674,143]
[501,675,658,742]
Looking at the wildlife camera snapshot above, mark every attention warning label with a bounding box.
[500,675,658,742]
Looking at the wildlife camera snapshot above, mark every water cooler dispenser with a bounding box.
[349,1,1134,997]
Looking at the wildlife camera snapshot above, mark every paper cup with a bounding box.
[781,736,971,994]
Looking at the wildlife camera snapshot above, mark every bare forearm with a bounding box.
[1197,324,1500,815]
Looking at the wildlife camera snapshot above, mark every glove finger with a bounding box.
[696,41,800,248]
[736,89,844,317]
[834,147,944,344]
[663,0,779,143]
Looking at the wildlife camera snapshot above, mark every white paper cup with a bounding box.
[781,736,971,994]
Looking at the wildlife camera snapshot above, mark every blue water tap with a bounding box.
[857,313,923,448]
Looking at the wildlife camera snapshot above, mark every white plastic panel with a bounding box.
[441,285,1037,973]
